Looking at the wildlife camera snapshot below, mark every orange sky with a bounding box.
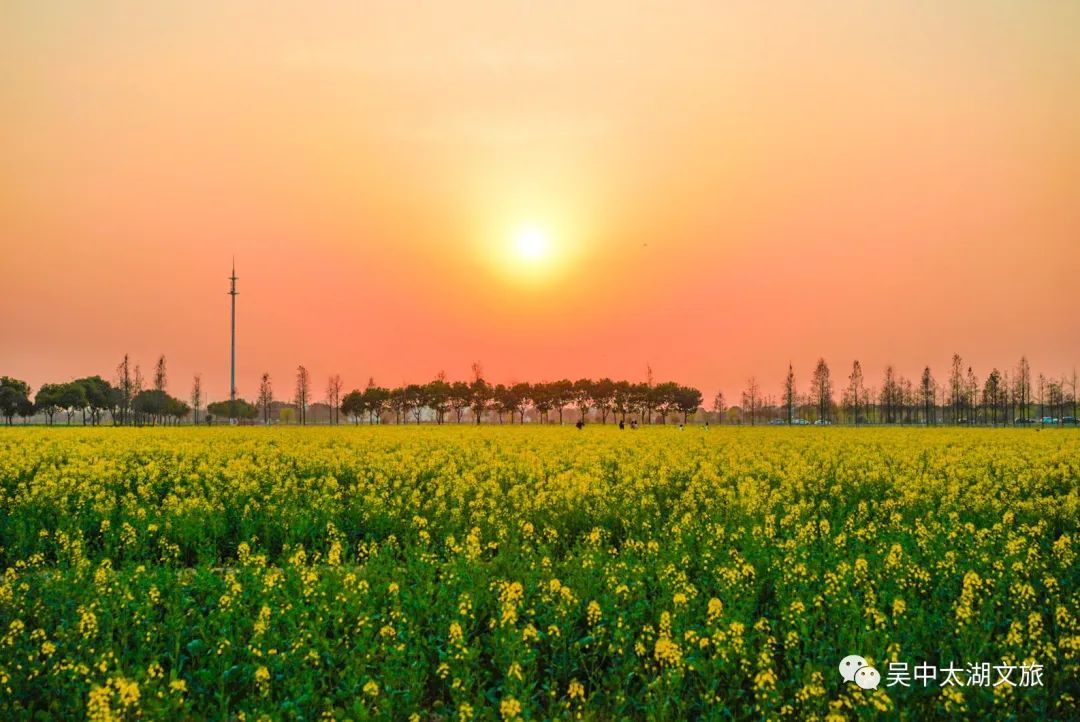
[3,1,1079,402]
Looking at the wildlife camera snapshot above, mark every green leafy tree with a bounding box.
[57,382,88,424]
[492,384,512,423]
[652,381,680,424]
[341,389,364,424]
[0,377,32,425]
[132,389,169,425]
[612,381,633,424]
[449,381,471,423]
[165,396,191,425]
[427,375,452,424]
[591,378,615,423]
[549,379,574,424]
[531,383,554,423]
[674,385,703,423]
[573,378,594,423]
[469,378,491,424]
[510,382,531,423]
[363,382,390,424]
[35,384,65,425]
[405,383,428,423]
[208,398,257,421]
[0,386,24,425]
[630,382,650,424]
[389,386,408,424]
[76,376,113,425]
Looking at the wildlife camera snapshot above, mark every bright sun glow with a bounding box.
[483,218,575,285]
[514,226,551,263]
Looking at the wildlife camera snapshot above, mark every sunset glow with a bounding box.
[2,1,1078,400]
[4,5,1078,717]
[513,226,550,264]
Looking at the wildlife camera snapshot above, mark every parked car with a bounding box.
[1041,417,1057,424]
[1063,416,1078,425]
[768,419,786,425]
[1015,418,1036,425]
[793,419,811,426]
[813,419,832,426]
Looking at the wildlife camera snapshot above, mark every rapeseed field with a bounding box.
[0,427,1076,720]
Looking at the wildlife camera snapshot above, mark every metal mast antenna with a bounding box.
[228,258,238,422]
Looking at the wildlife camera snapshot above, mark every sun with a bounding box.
[482,219,574,284]
[513,225,551,263]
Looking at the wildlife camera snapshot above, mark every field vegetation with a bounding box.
[0,427,1077,720]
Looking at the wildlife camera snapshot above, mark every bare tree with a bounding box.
[133,364,144,398]
[645,365,656,424]
[153,355,167,392]
[949,353,964,424]
[741,377,760,426]
[1014,356,1031,423]
[845,360,865,425]
[782,363,796,424]
[900,375,914,424]
[983,369,1002,426]
[810,358,833,423]
[295,366,311,425]
[712,390,726,424]
[880,365,899,424]
[190,374,202,425]
[1049,376,1065,423]
[1000,369,1012,425]
[1069,368,1078,422]
[965,367,979,425]
[919,366,936,425]
[326,374,343,425]
[258,373,273,424]
[115,354,133,425]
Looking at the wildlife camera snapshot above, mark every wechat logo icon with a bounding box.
[839,654,881,690]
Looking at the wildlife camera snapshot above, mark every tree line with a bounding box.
[3,353,1076,427]
[1,355,193,426]
[1,358,704,426]
[726,354,1078,426]
[279,363,704,426]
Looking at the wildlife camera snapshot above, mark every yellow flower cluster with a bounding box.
[0,425,1074,720]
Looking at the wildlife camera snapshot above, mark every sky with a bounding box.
[3,1,1079,402]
